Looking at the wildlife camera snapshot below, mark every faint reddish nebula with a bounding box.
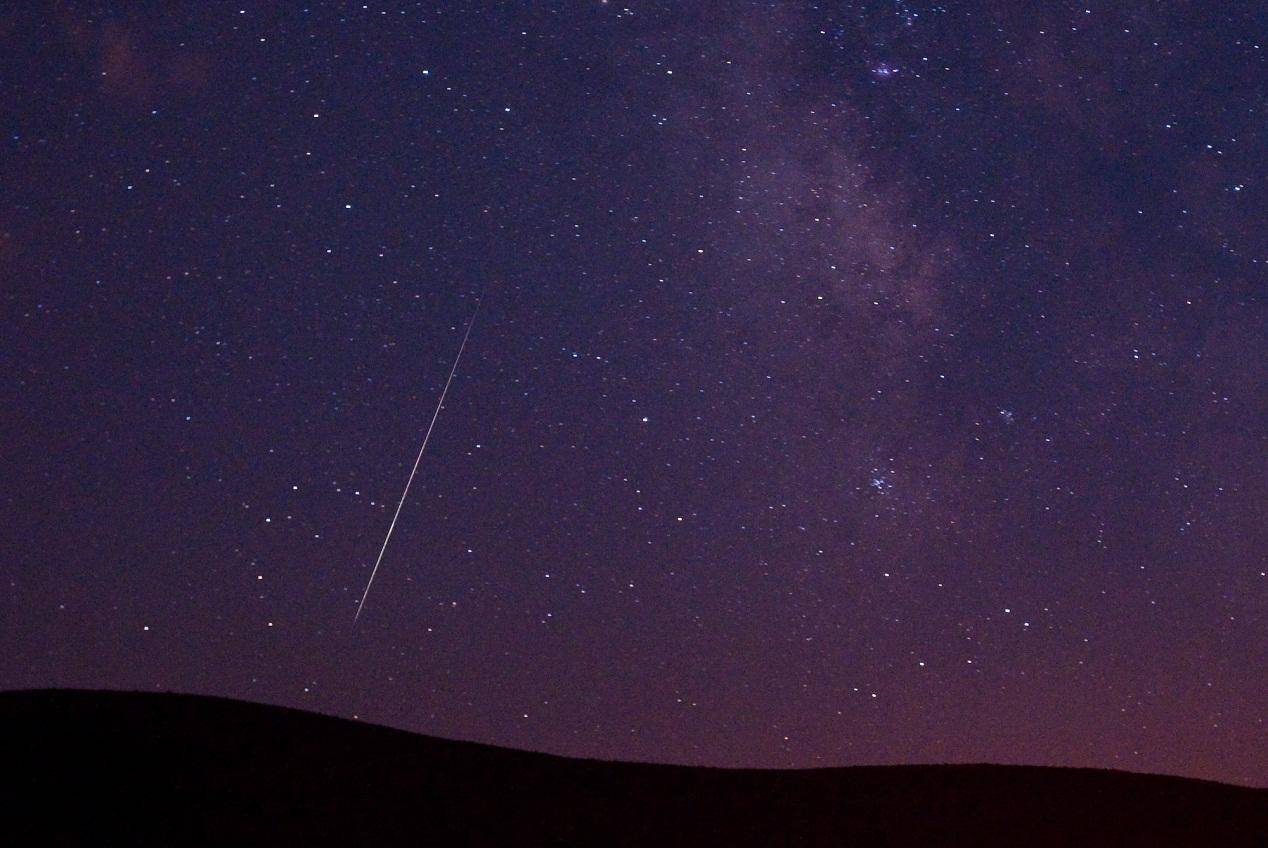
[98,23,154,104]
[56,11,212,108]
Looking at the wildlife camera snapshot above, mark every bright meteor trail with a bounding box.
[354,297,483,623]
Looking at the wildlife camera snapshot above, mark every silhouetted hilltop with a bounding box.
[3,689,1263,846]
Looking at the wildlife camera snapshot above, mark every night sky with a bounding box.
[2,2,1265,787]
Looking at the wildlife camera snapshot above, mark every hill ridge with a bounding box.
[5,688,1264,846]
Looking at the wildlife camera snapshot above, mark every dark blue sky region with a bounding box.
[1,2,1264,786]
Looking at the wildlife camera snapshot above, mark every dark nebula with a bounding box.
[2,2,1264,786]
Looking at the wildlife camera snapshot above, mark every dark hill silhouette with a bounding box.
[3,689,1263,846]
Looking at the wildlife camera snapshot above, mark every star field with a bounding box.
[1,2,1264,786]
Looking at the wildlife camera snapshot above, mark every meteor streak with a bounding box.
[354,296,482,622]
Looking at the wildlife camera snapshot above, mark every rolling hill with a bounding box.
[3,689,1263,846]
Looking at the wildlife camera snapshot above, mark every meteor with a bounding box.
[354,296,482,623]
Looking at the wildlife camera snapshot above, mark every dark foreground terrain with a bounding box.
[3,689,1263,846]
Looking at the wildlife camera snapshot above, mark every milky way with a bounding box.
[1,2,1264,786]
